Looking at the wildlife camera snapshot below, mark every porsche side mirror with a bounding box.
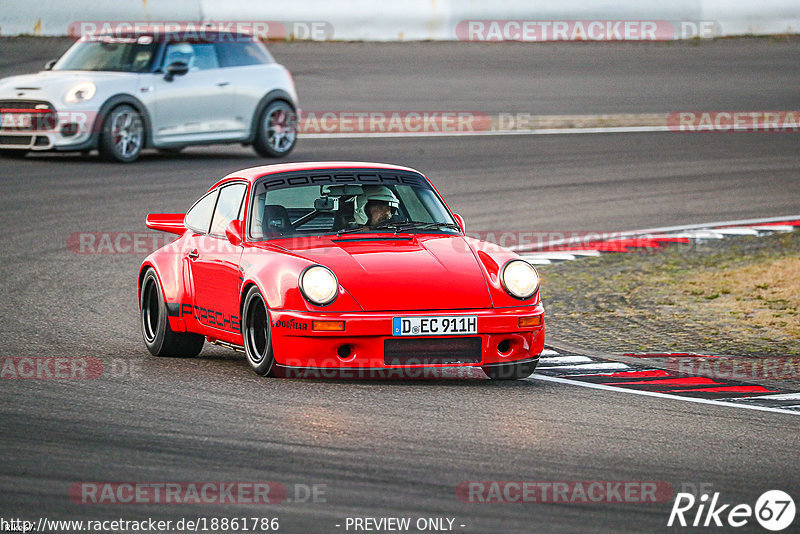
[226,220,244,246]
[164,61,189,81]
[454,213,466,233]
[44,59,57,70]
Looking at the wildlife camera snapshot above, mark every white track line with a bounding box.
[532,375,800,416]
[301,126,671,139]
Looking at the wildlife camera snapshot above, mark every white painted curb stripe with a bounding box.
[537,362,630,371]
[734,392,800,401]
[538,355,594,364]
[531,375,800,416]
[512,215,800,252]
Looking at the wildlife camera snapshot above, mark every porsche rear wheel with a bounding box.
[482,360,538,380]
[242,286,276,376]
[140,269,204,357]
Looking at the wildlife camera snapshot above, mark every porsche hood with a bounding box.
[278,234,493,311]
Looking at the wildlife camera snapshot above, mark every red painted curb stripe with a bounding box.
[603,376,721,386]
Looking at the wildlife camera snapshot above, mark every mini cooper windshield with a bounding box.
[249,177,459,239]
[53,36,160,72]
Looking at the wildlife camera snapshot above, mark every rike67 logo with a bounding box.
[668,490,795,531]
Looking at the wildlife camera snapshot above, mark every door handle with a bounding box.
[187,249,199,259]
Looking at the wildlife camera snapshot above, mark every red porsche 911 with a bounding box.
[139,162,544,379]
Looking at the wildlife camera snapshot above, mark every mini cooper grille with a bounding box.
[0,100,57,131]
[384,336,482,365]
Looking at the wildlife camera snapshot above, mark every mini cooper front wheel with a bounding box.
[253,101,297,158]
[140,269,204,357]
[99,104,144,163]
[241,286,276,376]
[482,359,538,380]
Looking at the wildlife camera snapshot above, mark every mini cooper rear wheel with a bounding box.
[241,286,276,376]
[253,100,297,158]
[482,360,538,380]
[99,104,144,163]
[140,269,204,357]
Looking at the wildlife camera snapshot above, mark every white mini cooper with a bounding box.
[0,30,299,162]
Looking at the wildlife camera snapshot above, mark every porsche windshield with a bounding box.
[249,182,459,239]
[53,37,159,72]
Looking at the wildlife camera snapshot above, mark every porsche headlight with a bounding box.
[501,260,540,300]
[64,82,96,104]
[299,265,338,306]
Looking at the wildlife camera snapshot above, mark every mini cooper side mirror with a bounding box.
[454,213,466,233]
[164,61,189,81]
[44,59,57,70]
[226,220,244,246]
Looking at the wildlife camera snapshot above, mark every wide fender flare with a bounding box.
[247,89,297,143]
[93,94,154,148]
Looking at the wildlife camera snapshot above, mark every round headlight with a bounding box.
[64,82,96,104]
[501,260,540,300]
[299,265,338,306]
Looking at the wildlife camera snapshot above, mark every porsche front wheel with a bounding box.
[140,269,204,357]
[482,360,538,380]
[241,286,276,376]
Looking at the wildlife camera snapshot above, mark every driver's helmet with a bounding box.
[353,185,399,225]
[166,43,194,67]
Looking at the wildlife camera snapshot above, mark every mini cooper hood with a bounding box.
[0,71,135,95]
[274,234,493,311]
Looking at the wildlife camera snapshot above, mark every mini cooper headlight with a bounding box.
[64,82,96,104]
[501,260,540,300]
[299,265,338,306]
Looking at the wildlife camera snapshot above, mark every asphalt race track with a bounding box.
[1,39,800,533]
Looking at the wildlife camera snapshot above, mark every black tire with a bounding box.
[482,359,538,380]
[98,104,144,162]
[253,100,297,158]
[140,269,204,357]
[241,286,276,376]
[0,149,28,158]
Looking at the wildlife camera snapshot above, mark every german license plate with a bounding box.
[1,113,31,129]
[392,315,478,336]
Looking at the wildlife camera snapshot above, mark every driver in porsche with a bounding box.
[353,186,400,228]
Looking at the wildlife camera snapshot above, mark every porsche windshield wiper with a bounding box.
[373,221,461,234]
[335,226,369,236]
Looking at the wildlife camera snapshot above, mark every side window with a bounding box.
[210,183,247,236]
[164,42,219,71]
[215,41,274,68]
[185,190,219,234]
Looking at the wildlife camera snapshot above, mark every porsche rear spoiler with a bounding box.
[146,213,186,235]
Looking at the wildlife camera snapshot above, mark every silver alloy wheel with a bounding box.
[263,102,297,154]
[111,108,143,159]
